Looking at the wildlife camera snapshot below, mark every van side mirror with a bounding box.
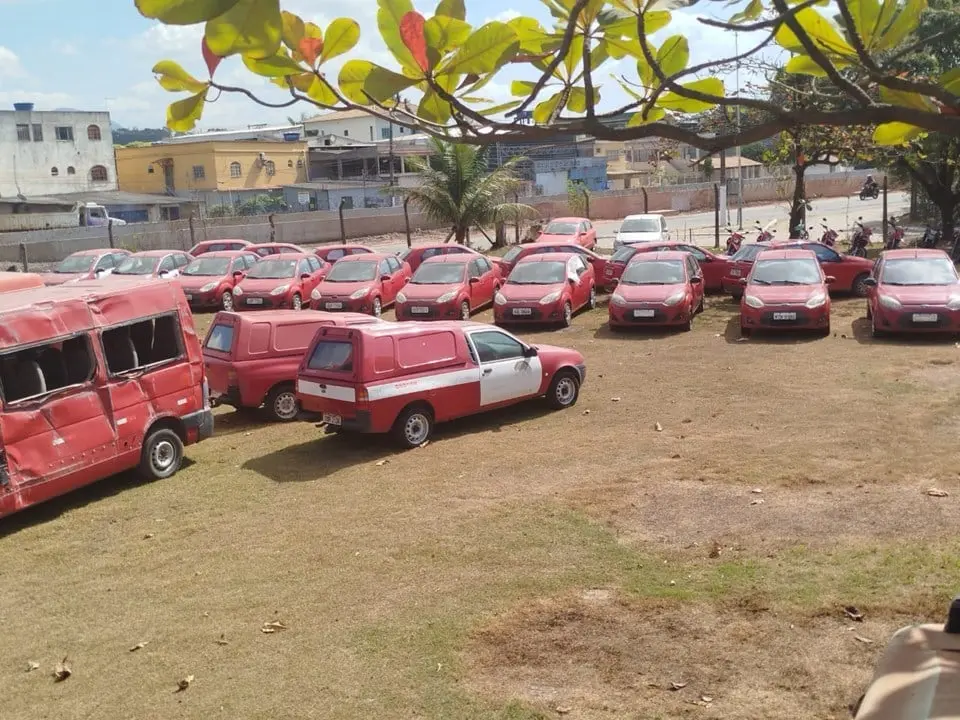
[233,271,244,280]
[825,276,836,285]
[522,345,538,358]
[469,276,480,283]
[862,277,877,287]
[739,278,748,286]
[690,276,703,285]
[381,273,391,281]
[301,273,311,280]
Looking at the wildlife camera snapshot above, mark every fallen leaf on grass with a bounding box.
[750,488,763,494]
[375,459,390,467]
[26,661,39,672]
[215,634,229,646]
[582,409,591,415]
[669,681,687,691]
[844,606,865,622]
[700,695,714,703]
[261,621,288,634]
[143,533,155,539]
[556,706,572,715]
[854,635,874,644]
[610,397,622,403]
[417,440,430,449]
[129,641,149,652]
[175,675,194,692]
[671,453,681,459]
[750,499,765,506]
[53,657,71,682]
[654,422,663,432]
[708,541,722,559]
[925,488,949,497]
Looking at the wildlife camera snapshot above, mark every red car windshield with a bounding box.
[412,263,466,284]
[621,260,685,285]
[55,254,95,273]
[544,221,578,235]
[731,245,766,262]
[882,258,958,286]
[246,259,297,279]
[509,262,567,284]
[184,257,231,276]
[751,258,821,285]
[326,261,378,282]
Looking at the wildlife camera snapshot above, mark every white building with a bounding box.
[302,108,412,143]
[0,106,117,197]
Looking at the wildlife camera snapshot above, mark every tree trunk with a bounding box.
[943,199,958,258]
[789,163,807,238]
[450,226,466,244]
[492,220,507,249]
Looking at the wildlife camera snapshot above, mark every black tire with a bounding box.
[697,296,705,314]
[561,301,573,327]
[392,404,433,449]
[138,427,184,480]
[731,292,743,302]
[852,273,870,297]
[265,383,299,422]
[587,285,597,310]
[460,300,470,320]
[740,326,752,338]
[866,303,872,320]
[546,370,580,410]
[872,317,887,338]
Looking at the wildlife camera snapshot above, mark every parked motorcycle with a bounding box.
[885,217,905,250]
[850,217,872,257]
[754,219,776,243]
[921,225,941,248]
[792,221,810,240]
[860,182,880,200]
[725,227,744,255]
[818,218,838,247]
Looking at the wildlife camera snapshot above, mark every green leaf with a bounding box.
[784,54,830,76]
[281,10,305,51]
[657,77,724,113]
[590,39,609,70]
[879,86,936,111]
[378,0,419,72]
[846,0,881,47]
[305,76,339,105]
[873,122,924,146]
[477,99,522,115]
[135,0,240,24]
[729,0,763,24]
[439,22,519,75]
[564,35,584,78]
[636,56,654,88]
[435,0,466,21]
[510,80,537,96]
[626,107,665,126]
[567,87,599,113]
[775,7,853,57]
[205,0,282,59]
[600,11,671,37]
[338,60,417,104]
[656,35,688,77]
[942,68,960,96]
[418,89,452,123]
[166,90,207,132]
[152,60,209,93]
[242,50,303,77]
[508,17,548,54]
[322,18,360,63]
[875,0,927,51]
[532,90,564,124]
[424,16,472,54]
[615,76,642,101]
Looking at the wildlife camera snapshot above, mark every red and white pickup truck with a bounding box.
[296,321,586,447]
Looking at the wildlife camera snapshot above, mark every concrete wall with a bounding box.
[0,110,116,196]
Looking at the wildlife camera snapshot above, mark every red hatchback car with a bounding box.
[249,242,309,257]
[740,249,833,336]
[314,244,374,263]
[494,253,597,327]
[864,248,960,336]
[534,217,597,249]
[111,249,194,281]
[609,251,704,331]
[232,252,329,310]
[621,241,732,292]
[397,243,501,275]
[40,248,131,286]
[395,254,500,321]
[178,250,260,311]
[499,242,607,280]
[722,243,773,299]
[188,239,251,256]
[310,252,412,316]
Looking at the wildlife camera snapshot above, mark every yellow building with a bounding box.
[115,140,308,197]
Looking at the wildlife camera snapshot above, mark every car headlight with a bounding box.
[539,291,561,304]
[611,293,628,306]
[663,291,685,306]
[947,296,960,310]
[350,287,370,300]
[436,291,457,303]
[805,292,827,308]
[200,282,218,292]
[270,284,290,296]
[232,285,243,296]
[495,292,507,305]
[310,287,321,300]
[613,238,622,249]
[878,294,901,310]
[396,292,407,304]
[744,294,764,308]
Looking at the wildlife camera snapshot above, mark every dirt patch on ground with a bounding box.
[466,593,898,720]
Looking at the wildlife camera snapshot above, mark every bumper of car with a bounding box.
[395,301,460,321]
[740,305,829,330]
[609,303,691,327]
[874,306,960,332]
[236,294,294,310]
[183,289,221,308]
[312,297,373,313]
[494,302,562,324]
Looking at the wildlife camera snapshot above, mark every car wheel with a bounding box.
[731,292,743,302]
[871,316,886,338]
[291,293,303,311]
[393,404,433,449]
[588,285,597,310]
[866,303,872,320]
[697,296,705,313]
[138,427,184,480]
[546,370,580,410]
[852,273,870,297]
[266,383,299,422]
[372,296,382,317]
[740,325,752,338]
[682,310,693,332]
[221,292,234,311]
[561,301,573,327]
[460,300,470,320]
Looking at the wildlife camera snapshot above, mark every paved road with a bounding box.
[593,191,910,249]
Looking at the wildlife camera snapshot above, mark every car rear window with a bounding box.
[307,340,353,372]
[610,246,636,263]
[732,244,765,262]
[205,324,235,353]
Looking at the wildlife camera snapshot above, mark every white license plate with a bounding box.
[185,294,193,301]
[604,268,614,276]
[913,313,938,322]
[325,302,343,310]
[773,312,797,321]
[322,413,342,426]
[246,297,263,305]
[411,306,430,314]
[730,269,742,277]
[513,308,533,316]
[633,309,655,318]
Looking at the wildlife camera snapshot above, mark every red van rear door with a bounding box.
[296,327,362,423]
[202,313,239,395]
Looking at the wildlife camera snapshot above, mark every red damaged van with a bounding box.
[203,310,380,421]
[296,321,586,448]
[0,278,214,518]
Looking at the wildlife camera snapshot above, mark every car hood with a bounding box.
[316,280,375,297]
[501,282,565,302]
[40,272,84,285]
[617,282,687,302]
[839,255,875,270]
[531,343,585,365]
[179,275,225,290]
[748,284,825,304]
[536,233,577,243]
[401,282,462,301]
[239,277,295,293]
[617,231,661,243]
[880,285,960,305]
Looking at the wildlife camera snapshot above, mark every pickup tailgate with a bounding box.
[296,326,361,423]
[202,313,239,396]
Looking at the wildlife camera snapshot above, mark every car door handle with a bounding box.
[482,368,493,376]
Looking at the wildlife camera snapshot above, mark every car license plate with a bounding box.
[633,309,655,318]
[246,297,263,305]
[773,312,797,321]
[411,306,430,314]
[322,413,342,426]
[325,302,343,310]
[184,294,193,301]
[913,313,938,322]
[730,269,742,277]
[513,308,532,316]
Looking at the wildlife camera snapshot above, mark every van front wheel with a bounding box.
[393,404,433,449]
[266,383,299,422]
[138,428,184,480]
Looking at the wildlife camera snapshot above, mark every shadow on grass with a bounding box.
[723,314,828,345]
[850,317,960,346]
[593,323,691,341]
[213,407,271,437]
[242,401,555,483]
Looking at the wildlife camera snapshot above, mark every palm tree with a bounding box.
[387,138,536,247]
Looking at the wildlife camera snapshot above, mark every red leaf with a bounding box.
[299,37,324,67]
[202,37,222,77]
[400,11,429,72]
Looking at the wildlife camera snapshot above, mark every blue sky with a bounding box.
[0,0,755,131]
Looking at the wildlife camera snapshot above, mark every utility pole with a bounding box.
[735,31,744,230]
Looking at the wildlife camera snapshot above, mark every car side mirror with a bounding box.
[381,274,391,281]
[739,278,748,286]
[233,271,244,280]
[568,277,577,285]
[862,277,877,287]
[825,276,836,285]
[690,276,703,284]
[158,270,169,278]
[522,345,538,358]
[301,273,311,280]
[469,276,480,283]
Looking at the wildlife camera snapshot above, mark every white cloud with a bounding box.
[0,46,24,78]
[484,9,521,24]
[0,90,76,110]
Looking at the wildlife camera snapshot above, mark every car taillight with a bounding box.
[356,387,369,406]
[227,369,238,384]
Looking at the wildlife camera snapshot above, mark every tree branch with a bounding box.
[208,83,303,109]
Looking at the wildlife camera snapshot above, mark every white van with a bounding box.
[614,214,669,248]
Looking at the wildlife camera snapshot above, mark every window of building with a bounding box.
[369,125,374,141]
[51,167,59,177]
[381,127,391,139]
[32,124,42,142]
[101,315,184,375]
[67,166,75,175]
[287,159,293,168]
[0,336,96,403]
[265,160,276,176]
[229,161,241,178]
[343,129,349,137]
[87,124,101,141]
[55,126,74,141]
[296,158,304,168]
[90,165,109,182]
[193,165,205,180]
[16,124,30,141]
[147,166,155,174]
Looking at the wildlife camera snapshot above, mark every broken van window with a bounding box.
[306,341,353,372]
[102,315,183,375]
[205,324,234,353]
[0,335,96,403]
